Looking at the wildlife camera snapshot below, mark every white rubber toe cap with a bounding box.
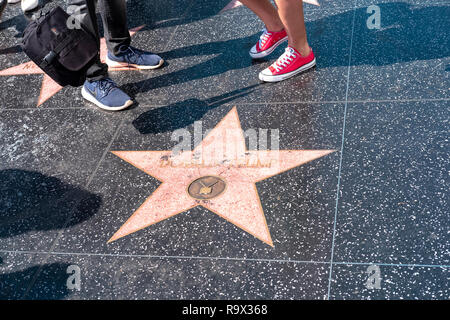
[249,44,258,55]
[260,68,273,76]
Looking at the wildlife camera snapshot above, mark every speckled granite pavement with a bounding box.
[0,0,449,300]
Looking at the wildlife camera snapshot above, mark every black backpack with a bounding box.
[21,6,98,87]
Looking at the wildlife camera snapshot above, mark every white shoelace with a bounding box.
[273,47,297,72]
[259,28,272,47]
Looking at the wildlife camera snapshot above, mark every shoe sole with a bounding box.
[249,36,288,59]
[22,0,38,12]
[81,86,133,111]
[258,58,316,83]
[106,56,164,70]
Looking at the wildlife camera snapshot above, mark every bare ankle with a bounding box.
[290,42,311,56]
[265,21,284,33]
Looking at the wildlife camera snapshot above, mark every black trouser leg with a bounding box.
[99,0,131,55]
[67,0,132,81]
[66,0,104,81]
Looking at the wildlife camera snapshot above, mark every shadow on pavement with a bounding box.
[0,169,102,240]
[0,0,232,35]
[132,84,258,134]
[0,256,72,300]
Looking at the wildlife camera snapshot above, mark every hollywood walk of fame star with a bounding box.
[109,107,334,246]
[0,25,145,107]
[221,0,320,13]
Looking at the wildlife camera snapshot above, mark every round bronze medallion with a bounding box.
[188,176,226,200]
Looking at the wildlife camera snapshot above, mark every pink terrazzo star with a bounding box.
[0,25,145,107]
[110,107,334,246]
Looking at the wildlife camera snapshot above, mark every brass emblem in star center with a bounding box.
[188,176,227,200]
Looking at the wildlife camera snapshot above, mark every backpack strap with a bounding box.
[40,31,81,68]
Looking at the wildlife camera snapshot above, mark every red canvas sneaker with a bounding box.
[258,46,316,82]
[249,28,288,59]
